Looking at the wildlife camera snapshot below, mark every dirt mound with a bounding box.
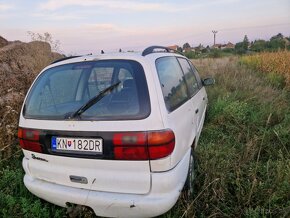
[0,39,64,157]
[0,36,8,48]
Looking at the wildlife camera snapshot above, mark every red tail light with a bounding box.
[148,130,175,160]
[18,128,42,153]
[113,129,175,160]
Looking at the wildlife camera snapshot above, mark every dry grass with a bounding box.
[241,51,290,87]
[0,40,63,158]
[188,57,290,217]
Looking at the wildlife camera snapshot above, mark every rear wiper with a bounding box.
[69,81,121,119]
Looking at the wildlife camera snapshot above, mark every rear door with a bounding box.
[188,61,208,133]
[155,56,194,165]
[177,58,203,135]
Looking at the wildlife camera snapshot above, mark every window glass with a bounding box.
[156,57,188,112]
[24,60,150,120]
[178,58,199,96]
[188,61,203,88]
[88,67,113,97]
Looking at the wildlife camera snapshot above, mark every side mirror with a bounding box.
[202,77,215,86]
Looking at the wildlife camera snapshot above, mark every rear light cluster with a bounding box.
[113,129,175,160]
[17,127,175,160]
[18,128,42,153]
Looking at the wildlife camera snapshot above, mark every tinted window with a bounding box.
[156,57,188,112]
[178,58,199,96]
[24,60,150,120]
[188,61,203,88]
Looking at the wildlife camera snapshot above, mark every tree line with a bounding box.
[180,33,290,58]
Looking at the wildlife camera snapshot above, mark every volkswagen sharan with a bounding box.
[18,46,214,217]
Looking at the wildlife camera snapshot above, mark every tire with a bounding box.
[183,148,196,201]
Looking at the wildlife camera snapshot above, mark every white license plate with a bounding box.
[51,137,103,153]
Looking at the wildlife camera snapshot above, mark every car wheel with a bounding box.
[183,149,195,201]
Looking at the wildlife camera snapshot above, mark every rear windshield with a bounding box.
[24,60,150,120]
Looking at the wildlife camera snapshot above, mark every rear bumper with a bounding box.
[23,149,190,218]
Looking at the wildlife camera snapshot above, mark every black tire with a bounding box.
[183,148,196,201]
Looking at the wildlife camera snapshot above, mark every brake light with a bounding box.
[18,128,42,153]
[113,129,175,160]
[148,130,175,160]
[113,132,148,160]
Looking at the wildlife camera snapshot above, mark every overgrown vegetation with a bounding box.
[241,51,290,88]
[187,57,290,217]
[0,47,289,217]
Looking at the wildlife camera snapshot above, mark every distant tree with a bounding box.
[27,31,61,52]
[267,33,286,51]
[270,33,284,41]
[183,42,191,50]
[235,42,246,54]
[251,40,267,52]
[243,35,249,50]
[234,35,250,54]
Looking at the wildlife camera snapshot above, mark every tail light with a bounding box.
[113,129,175,160]
[18,127,42,153]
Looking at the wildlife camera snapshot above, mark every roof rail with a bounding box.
[51,56,81,64]
[142,46,184,56]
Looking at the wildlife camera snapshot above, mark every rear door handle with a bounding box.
[195,109,199,114]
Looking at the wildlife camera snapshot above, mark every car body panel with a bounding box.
[23,148,191,218]
[23,150,151,194]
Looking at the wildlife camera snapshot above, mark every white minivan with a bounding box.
[18,46,213,217]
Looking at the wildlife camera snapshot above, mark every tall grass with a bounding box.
[186,57,290,217]
[241,51,290,88]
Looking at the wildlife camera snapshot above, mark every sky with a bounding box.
[0,0,289,54]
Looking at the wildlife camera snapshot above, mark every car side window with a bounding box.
[177,58,199,96]
[188,61,203,88]
[156,56,188,112]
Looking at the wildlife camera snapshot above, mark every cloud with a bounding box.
[0,3,12,11]
[32,12,82,21]
[84,23,118,32]
[39,0,189,12]
[38,0,243,14]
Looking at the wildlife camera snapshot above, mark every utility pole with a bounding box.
[212,30,218,46]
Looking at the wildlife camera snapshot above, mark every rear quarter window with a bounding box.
[188,61,203,88]
[177,58,199,96]
[156,56,188,112]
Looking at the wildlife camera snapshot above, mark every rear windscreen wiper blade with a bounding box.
[69,81,121,119]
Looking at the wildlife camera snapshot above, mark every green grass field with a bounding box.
[0,57,289,218]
